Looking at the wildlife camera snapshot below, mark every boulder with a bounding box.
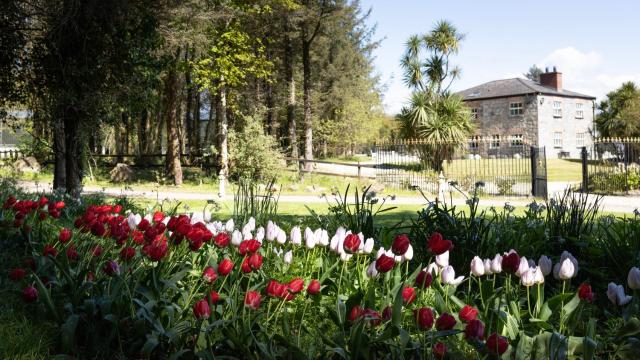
[13,156,41,173]
[110,163,134,183]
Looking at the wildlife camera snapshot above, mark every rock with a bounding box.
[305,186,316,193]
[110,163,134,183]
[286,184,299,191]
[13,156,41,173]
[370,183,385,194]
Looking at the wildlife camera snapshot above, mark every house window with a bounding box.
[510,134,524,147]
[509,102,523,116]
[468,135,480,150]
[471,108,479,120]
[553,131,563,148]
[553,101,562,117]
[490,135,500,149]
[576,132,586,147]
[575,103,584,119]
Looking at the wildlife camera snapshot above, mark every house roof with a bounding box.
[457,78,596,101]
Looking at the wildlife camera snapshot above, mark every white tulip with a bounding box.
[628,267,640,290]
[520,268,537,287]
[363,238,375,254]
[266,221,277,241]
[403,245,414,261]
[318,229,329,246]
[206,223,217,235]
[534,266,545,284]
[470,256,485,277]
[290,226,302,246]
[427,262,440,276]
[191,212,204,224]
[203,210,212,223]
[276,229,286,244]
[435,251,449,268]
[516,257,530,277]
[255,227,265,242]
[246,217,256,232]
[491,254,503,273]
[242,228,252,240]
[376,247,386,259]
[284,250,293,264]
[441,266,465,286]
[607,282,633,306]
[340,252,352,262]
[225,219,235,232]
[559,251,579,274]
[144,213,152,223]
[304,227,316,249]
[127,213,141,230]
[553,258,576,280]
[538,255,552,276]
[394,255,404,263]
[231,230,243,246]
[366,261,379,278]
[483,259,493,275]
[528,259,536,268]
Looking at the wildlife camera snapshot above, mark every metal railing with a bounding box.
[583,138,640,194]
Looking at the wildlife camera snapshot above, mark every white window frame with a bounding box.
[471,108,479,120]
[509,102,523,116]
[575,103,584,119]
[553,101,563,117]
[490,135,500,149]
[510,134,524,147]
[553,131,563,148]
[576,132,585,147]
[468,135,479,150]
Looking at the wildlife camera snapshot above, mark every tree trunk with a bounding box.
[284,18,298,160]
[164,53,183,186]
[52,113,66,190]
[184,49,193,154]
[64,107,83,196]
[205,91,215,148]
[217,83,228,196]
[192,88,201,153]
[302,39,313,171]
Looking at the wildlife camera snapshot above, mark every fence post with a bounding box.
[581,146,588,193]
[624,142,629,194]
[530,146,537,197]
[357,162,361,180]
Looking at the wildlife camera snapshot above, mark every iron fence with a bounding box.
[373,138,538,196]
[583,138,640,194]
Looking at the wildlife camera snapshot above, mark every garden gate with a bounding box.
[372,138,547,198]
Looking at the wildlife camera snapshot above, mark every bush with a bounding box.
[228,114,284,181]
[496,176,517,195]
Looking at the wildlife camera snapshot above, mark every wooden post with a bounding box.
[357,161,361,180]
[581,146,588,193]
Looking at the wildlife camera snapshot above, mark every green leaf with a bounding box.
[141,335,159,356]
[60,314,80,351]
[549,332,568,360]
[376,325,400,342]
[617,317,640,338]
[515,333,534,360]
[560,294,580,323]
[391,285,404,327]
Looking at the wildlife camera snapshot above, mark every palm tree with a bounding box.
[397,91,472,171]
[397,20,472,171]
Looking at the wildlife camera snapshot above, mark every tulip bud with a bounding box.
[520,267,537,287]
[375,254,395,273]
[486,333,509,356]
[414,307,434,329]
[427,262,440,276]
[433,342,447,359]
[483,259,493,275]
[391,234,410,256]
[553,258,576,280]
[290,227,302,246]
[607,282,632,306]
[628,267,640,290]
[343,233,361,254]
[464,319,485,340]
[22,285,38,303]
[402,245,414,261]
[491,254,503,273]
[304,227,316,249]
[231,230,243,246]
[459,304,478,322]
[276,229,286,244]
[538,255,552,276]
[284,250,293,264]
[578,283,594,302]
[470,256,485,277]
[435,312,457,331]
[202,266,218,283]
[266,221,277,241]
[516,256,530,277]
[366,261,379,278]
[435,251,449,268]
[255,227,265,242]
[244,290,261,310]
[441,266,464,286]
[363,238,374,254]
[416,269,433,288]
[307,279,321,295]
[402,286,416,305]
[376,247,385,259]
[193,299,211,319]
[318,229,329,246]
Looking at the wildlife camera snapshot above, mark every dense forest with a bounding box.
[0,0,393,194]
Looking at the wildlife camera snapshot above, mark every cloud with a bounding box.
[539,47,602,74]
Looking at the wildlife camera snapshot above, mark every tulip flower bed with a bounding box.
[2,192,640,359]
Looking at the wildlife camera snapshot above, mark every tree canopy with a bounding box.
[596,82,640,138]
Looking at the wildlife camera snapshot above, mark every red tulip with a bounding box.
[137,218,150,231]
[416,269,433,289]
[203,266,218,283]
[307,279,321,295]
[9,268,26,282]
[188,237,204,252]
[43,244,58,258]
[239,239,261,255]
[348,305,364,323]
[402,286,417,305]
[267,280,287,298]
[119,247,136,262]
[435,312,457,330]
[142,235,168,261]
[464,319,485,340]
[213,232,230,247]
[38,196,48,208]
[218,259,234,276]
[103,260,120,277]
[391,234,410,256]
[433,342,447,359]
[3,195,16,209]
[288,278,305,293]
[58,228,72,243]
[66,245,79,261]
[248,253,263,270]
[244,290,261,310]
[92,245,103,257]
[22,285,38,303]
[375,254,395,273]
[209,290,220,304]
[152,211,165,223]
[90,222,106,237]
[502,252,520,274]
[459,305,478,322]
[414,307,434,329]
[382,306,393,321]
[343,233,361,253]
[38,211,47,221]
[486,332,509,355]
[53,201,65,210]
[241,257,252,273]
[578,283,595,302]
[363,308,381,327]
[193,299,210,319]
[427,232,453,255]
[113,205,122,213]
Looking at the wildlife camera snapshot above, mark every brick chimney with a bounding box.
[539,66,562,91]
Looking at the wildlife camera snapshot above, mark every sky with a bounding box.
[360,0,640,115]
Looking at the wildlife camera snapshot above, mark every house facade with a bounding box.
[457,69,596,158]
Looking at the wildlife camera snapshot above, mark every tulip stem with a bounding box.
[297,301,309,347]
[559,280,567,334]
[526,286,532,317]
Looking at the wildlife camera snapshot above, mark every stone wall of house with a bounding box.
[536,95,594,159]
[465,95,538,156]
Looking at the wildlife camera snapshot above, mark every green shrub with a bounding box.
[228,113,284,181]
[496,176,517,195]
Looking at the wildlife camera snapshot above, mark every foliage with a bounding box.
[596,82,640,137]
[590,170,640,193]
[228,113,285,181]
[524,65,544,82]
[496,177,517,195]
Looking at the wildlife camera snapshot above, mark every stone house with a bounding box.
[457,68,596,158]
